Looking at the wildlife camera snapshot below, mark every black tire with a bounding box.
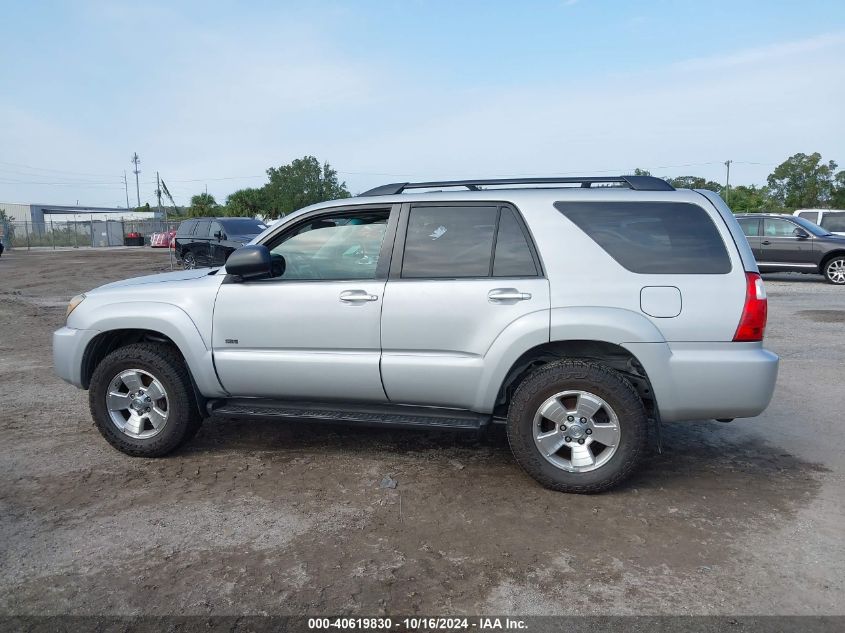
[822,256,845,285]
[506,359,647,493]
[182,250,196,269]
[89,343,202,457]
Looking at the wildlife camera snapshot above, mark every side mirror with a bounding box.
[214,231,224,240]
[225,245,272,280]
[793,228,810,239]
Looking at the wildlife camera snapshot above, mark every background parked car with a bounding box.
[174,217,267,268]
[736,213,845,284]
[793,209,845,235]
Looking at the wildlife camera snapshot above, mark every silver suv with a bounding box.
[53,176,779,492]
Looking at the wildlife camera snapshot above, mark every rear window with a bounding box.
[554,201,731,274]
[797,211,819,223]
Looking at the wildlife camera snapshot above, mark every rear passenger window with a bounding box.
[738,218,761,236]
[402,206,498,278]
[493,208,538,276]
[554,201,731,274]
[194,220,211,238]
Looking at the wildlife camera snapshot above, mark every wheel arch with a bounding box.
[820,249,845,274]
[491,340,658,418]
[81,328,212,417]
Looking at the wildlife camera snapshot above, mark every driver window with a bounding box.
[764,219,798,237]
[269,211,390,280]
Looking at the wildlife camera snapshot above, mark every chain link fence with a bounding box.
[0,219,180,250]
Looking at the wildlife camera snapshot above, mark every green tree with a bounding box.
[225,187,267,217]
[188,193,219,217]
[666,176,723,192]
[631,168,652,176]
[726,185,771,213]
[831,171,845,208]
[767,152,838,210]
[262,156,350,219]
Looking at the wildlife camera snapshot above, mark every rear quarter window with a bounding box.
[177,220,197,236]
[554,201,732,274]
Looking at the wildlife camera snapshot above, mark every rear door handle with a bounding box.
[761,240,771,245]
[339,290,378,303]
[488,288,532,302]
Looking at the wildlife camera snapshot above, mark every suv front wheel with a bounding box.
[89,343,202,457]
[507,359,647,493]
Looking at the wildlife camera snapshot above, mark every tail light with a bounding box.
[733,272,767,342]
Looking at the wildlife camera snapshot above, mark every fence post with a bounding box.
[25,222,30,250]
[50,219,55,249]
[74,221,79,248]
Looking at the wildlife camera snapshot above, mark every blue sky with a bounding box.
[1,0,844,207]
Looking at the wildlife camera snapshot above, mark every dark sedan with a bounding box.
[736,213,845,284]
[174,217,268,269]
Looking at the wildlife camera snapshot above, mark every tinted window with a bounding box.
[797,211,819,223]
[402,206,498,278]
[820,214,845,232]
[763,218,799,237]
[269,211,388,280]
[737,217,761,236]
[493,208,538,276]
[194,220,211,238]
[789,216,826,236]
[554,201,731,274]
[222,218,267,234]
[210,221,224,238]
[177,220,197,236]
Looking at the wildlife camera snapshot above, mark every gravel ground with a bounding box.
[0,249,843,616]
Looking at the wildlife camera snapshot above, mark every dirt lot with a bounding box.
[1,248,843,616]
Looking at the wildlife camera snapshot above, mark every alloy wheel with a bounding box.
[532,390,621,473]
[826,258,845,284]
[106,369,170,439]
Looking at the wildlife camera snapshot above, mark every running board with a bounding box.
[209,398,491,431]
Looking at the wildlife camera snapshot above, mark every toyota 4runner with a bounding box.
[54,176,779,492]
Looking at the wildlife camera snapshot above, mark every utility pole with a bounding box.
[131,153,141,209]
[123,171,130,209]
[157,171,173,271]
[724,159,732,206]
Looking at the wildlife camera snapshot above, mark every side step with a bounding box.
[209,398,491,431]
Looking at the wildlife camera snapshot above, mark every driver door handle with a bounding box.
[339,290,379,303]
[488,288,532,302]
[761,240,771,245]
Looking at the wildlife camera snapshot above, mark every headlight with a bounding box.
[66,294,86,320]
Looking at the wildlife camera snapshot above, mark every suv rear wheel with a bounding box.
[823,256,845,285]
[506,359,647,493]
[182,250,197,269]
[89,343,202,457]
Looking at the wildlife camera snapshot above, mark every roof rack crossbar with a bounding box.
[360,176,674,196]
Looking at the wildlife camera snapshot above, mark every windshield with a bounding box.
[790,216,830,236]
[221,218,267,235]
[820,213,845,233]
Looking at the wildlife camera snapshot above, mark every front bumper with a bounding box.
[625,342,779,422]
[53,327,100,388]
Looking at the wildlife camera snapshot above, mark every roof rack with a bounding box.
[360,175,674,196]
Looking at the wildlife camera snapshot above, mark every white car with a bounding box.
[793,209,845,235]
